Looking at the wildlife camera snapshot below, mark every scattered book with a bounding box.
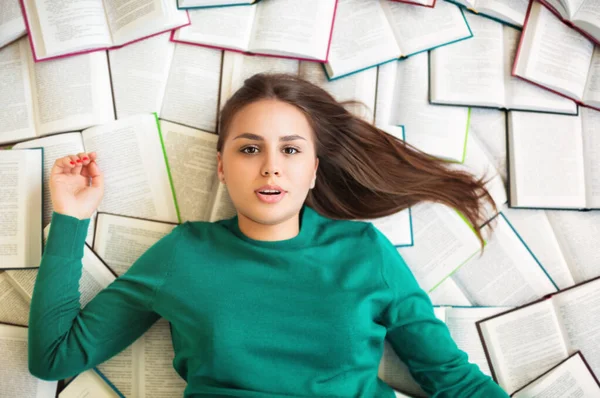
[177,0,259,9]
[446,0,529,28]
[171,0,338,62]
[0,271,31,326]
[391,0,436,8]
[539,0,600,45]
[58,369,122,398]
[430,12,578,115]
[0,0,26,49]
[20,0,190,62]
[324,0,473,80]
[468,108,508,183]
[507,109,600,210]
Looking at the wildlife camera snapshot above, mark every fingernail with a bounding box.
[83,157,88,161]
[70,161,75,165]
[76,159,81,163]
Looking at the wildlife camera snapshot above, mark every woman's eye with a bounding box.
[283,147,299,155]
[241,146,258,154]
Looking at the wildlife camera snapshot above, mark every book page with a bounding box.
[109,31,175,119]
[380,0,472,57]
[373,63,406,139]
[397,202,482,293]
[58,369,120,398]
[501,207,575,289]
[378,339,428,398]
[553,278,600,377]
[5,269,37,300]
[0,324,58,397]
[573,1,600,45]
[452,214,558,306]
[0,272,30,326]
[248,0,336,61]
[428,278,472,306]
[478,300,569,394]
[512,352,600,398]
[25,0,111,58]
[298,61,377,122]
[28,48,114,137]
[97,344,135,397]
[391,52,470,162]
[0,39,36,145]
[178,0,255,6]
[12,132,85,229]
[324,0,400,80]
[505,26,579,114]
[581,107,600,207]
[469,108,507,182]
[582,46,600,107]
[0,0,26,49]
[161,44,221,132]
[430,12,505,108]
[360,209,412,248]
[477,0,529,27]
[172,5,256,52]
[546,210,600,284]
[160,120,220,222]
[104,0,173,46]
[206,182,237,222]
[508,111,586,208]
[514,2,594,101]
[92,213,176,276]
[82,115,179,223]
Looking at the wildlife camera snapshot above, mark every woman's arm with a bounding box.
[28,211,182,381]
[370,225,509,397]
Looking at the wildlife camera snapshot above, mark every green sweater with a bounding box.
[29,204,509,398]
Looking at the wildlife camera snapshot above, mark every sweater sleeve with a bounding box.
[371,226,509,398]
[28,211,181,381]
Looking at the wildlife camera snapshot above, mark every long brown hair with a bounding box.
[217,73,498,249]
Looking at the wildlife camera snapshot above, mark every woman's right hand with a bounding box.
[49,152,104,220]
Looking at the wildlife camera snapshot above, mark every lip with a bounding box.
[255,185,286,204]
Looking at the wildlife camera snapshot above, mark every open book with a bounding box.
[0,37,114,145]
[0,323,58,397]
[539,0,600,45]
[446,0,529,28]
[0,148,42,270]
[108,32,221,132]
[469,109,508,183]
[0,271,31,326]
[391,0,436,8]
[507,109,600,210]
[0,0,26,49]
[20,0,190,62]
[430,12,578,115]
[325,0,472,80]
[58,369,121,398]
[171,0,338,62]
[510,352,600,398]
[513,1,600,111]
[178,0,259,9]
[375,52,471,163]
[477,275,600,394]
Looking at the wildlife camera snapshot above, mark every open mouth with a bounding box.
[258,190,281,195]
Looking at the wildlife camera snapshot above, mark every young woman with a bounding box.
[28,73,508,397]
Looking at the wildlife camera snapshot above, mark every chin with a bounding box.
[240,197,301,225]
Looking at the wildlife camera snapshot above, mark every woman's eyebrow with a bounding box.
[233,133,306,142]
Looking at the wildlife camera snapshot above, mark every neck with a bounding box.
[237,210,300,242]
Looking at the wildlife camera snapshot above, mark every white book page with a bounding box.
[0,39,36,145]
[160,120,219,222]
[28,49,114,137]
[514,2,594,101]
[428,278,472,306]
[324,0,400,80]
[5,269,38,300]
[179,0,255,6]
[172,6,255,52]
[553,278,600,377]
[0,0,27,49]
[359,209,412,247]
[378,339,428,398]
[161,44,221,132]
[137,319,187,397]
[573,1,600,45]
[512,353,600,398]
[0,324,58,397]
[546,210,600,284]
[12,131,85,229]
[299,61,377,122]
[478,300,569,394]
[477,0,529,27]
[248,0,336,60]
[392,52,469,162]
[446,307,511,377]
[452,214,557,306]
[501,207,575,289]
[469,108,507,182]
[82,115,179,223]
[508,111,586,208]
[374,62,406,139]
[109,32,175,119]
[24,0,111,58]
[97,343,135,397]
[581,108,600,207]
[582,46,600,107]
[206,182,236,222]
[0,272,30,326]
[430,12,505,108]
[92,213,176,276]
[505,26,579,114]
[59,369,120,398]
[380,0,472,57]
[397,202,482,293]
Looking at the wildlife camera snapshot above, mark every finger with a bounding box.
[76,152,91,167]
[68,154,82,175]
[50,156,76,177]
[87,159,104,189]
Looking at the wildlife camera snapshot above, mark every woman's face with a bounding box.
[217,99,319,225]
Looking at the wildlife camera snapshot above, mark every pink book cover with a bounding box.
[169,0,339,63]
[19,0,191,63]
[512,0,600,113]
[390,0,436,8]
[538,0,600,47]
